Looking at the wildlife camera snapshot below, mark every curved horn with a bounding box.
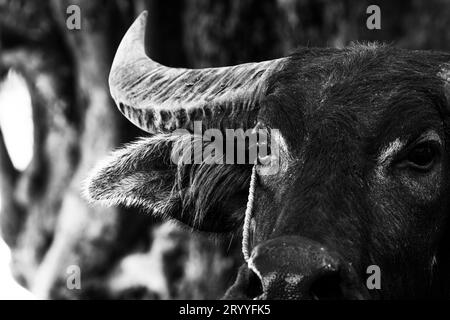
[109,11,286,133]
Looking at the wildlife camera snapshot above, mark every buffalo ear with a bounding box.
[84,136,179,214]
[84,135,251,233]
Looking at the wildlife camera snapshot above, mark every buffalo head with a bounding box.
[85,12,450,299]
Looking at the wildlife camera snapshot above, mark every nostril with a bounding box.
[309,272,345,300]
[246,269,264,299]
[244,237,370,300]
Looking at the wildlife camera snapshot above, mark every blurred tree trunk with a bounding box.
[0,0,149,298]
[1,0,449,299]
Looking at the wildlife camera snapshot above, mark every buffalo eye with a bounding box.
[404,142,439,171]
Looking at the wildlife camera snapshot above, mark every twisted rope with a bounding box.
[242,164,257,262]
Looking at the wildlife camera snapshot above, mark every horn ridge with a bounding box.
[109,11,286,133]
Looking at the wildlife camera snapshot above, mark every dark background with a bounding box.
[0,0,449,299]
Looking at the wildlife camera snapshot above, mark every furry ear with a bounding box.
[84,135,180,214]
[84,135,251,232]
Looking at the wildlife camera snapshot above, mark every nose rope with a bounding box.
[242,164,257,262]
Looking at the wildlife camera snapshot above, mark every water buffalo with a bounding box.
[85,11,450,299]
